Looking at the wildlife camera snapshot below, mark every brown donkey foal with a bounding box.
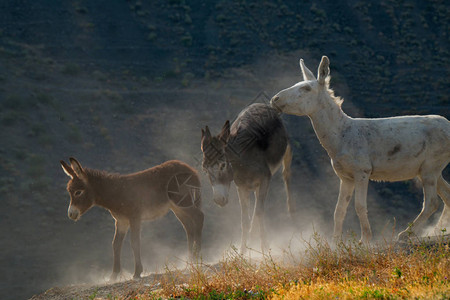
[60,157,204,280]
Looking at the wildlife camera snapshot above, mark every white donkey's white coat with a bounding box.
[271,56,450,242]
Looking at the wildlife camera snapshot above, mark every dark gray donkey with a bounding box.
[201,103,294,253]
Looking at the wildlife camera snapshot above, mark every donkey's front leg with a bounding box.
[111,220,128,281]
[172,206,204,258]
[237,186,250,255]
[354,172,372,243]
[130,220,143,279]
[333,178,355,242]
[282,144,295,217]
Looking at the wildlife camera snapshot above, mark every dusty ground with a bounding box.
[30,274,164,300]
[29,234,450,300]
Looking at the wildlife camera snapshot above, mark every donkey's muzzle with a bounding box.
[270,96,282,112]
[213,196,228,207]
[68,206,80,221]
[212,184,229,207]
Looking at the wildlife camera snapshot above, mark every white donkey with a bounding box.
[271,56,450,242]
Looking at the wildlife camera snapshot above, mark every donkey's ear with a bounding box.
[69,157,87,181]
[299,59,316,81]
[219,120,231,142]
[203,126,212,141]
[317,56,330,85]
[201,126,212,151]
[60,160,76,179]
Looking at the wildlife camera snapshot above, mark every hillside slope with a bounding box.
[0,0,449,299]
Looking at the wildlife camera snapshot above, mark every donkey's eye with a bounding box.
[300,85,311,92]
[74,190,84,196]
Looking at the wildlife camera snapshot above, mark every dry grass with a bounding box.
[270,234,450,300]
[125,233,449,299]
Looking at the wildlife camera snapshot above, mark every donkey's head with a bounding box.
[271,56,331,116]
[201,121,233,207]
[60,157,95,221]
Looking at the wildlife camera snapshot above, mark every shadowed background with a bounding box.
[0,1,449,299]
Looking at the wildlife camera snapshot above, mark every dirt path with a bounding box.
[29,274,166,300]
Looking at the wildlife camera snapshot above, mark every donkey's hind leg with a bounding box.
[172,206,204,258]
[191,207,204,257]
[398,174,440,240]
[435,176,450,233]
[130,220,143,279]
[252,177,270,253]
[282,144,295,217]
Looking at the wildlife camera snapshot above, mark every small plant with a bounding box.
[67,123,83,143]
[35,92,53,105]
[147,32,157,41]
[2,95,27,110]
[92,70,108,81]
[62,63,81,76]
[88,288,98,300]
[392,266,402,279]
[181,33,193,46]
[26,154,46,179]
[1,110,21,126]
[181,72,195,87]
[99,126,112,141]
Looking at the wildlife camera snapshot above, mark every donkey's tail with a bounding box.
[282,143,295,217]
[190,171,202,209]
[193,176,202,209]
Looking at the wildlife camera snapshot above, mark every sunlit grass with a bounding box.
[119,233,449,299]
[270,234,449,300]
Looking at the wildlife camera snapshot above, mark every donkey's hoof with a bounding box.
[133,274,141,280]
[109,273,119,283]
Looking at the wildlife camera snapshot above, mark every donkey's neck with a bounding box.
[308,90,350,158]
[85,169,125,211]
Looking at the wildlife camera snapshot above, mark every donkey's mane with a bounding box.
[85,160,198,180]
[85,168,121,179]
[325,76,344,107]
[228,103,282,149]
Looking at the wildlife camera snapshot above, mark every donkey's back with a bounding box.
[228,103,288,173]
[137,160,201,217]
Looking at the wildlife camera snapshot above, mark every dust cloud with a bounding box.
[45,53,343,290]
[29,52,448,297]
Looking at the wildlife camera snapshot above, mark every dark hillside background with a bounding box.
[0,0,449,299]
